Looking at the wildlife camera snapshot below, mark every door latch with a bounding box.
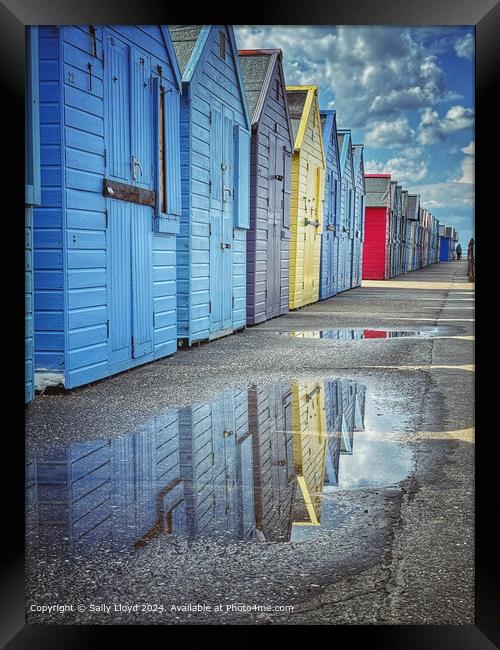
[132,155,143,181]
[221,242,231,249]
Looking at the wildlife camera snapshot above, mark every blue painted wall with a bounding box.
[337,130,355,294]
[351,145,365,289]
[33,26,182,390]
[319,111,341,300]
[171,26,251,345]
[25,27,41,402]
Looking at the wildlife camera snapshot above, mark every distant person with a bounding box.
[456,243,462,260]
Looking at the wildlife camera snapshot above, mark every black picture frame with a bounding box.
[2,0,493,646]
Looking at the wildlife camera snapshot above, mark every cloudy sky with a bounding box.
[235,26,475,245]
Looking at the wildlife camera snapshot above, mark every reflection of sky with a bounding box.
[335,434,414,489]
[291,393,415,541]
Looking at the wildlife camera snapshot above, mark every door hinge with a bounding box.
[105,209,108,228]
[208,300,211,313]
[104,148,107,168]
[131,335,135,355]
[209,110,212,124]
[209,179,212,194]
[102,48,105,65]
[153,312,156,328]
[208,223,212,237]
[232,296,235,308]
[106,319,109,338]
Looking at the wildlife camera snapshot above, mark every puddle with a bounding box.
[26,379,413,554]
[280,329,436,339]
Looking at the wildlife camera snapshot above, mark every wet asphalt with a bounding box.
[25,260,474,625]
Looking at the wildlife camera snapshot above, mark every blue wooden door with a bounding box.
[221,111,234,330]
[105,31,154,364]
[209,104,233,334]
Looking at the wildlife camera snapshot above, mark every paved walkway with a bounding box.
[26,260,474,625]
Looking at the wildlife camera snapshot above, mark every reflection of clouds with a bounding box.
[337,433,414,489]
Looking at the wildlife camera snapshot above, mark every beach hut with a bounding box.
[351,144,366,288]
[169,26,251,343]
[286,86,326,309]
[318,110,341,300]
[249,381,295,542]
[25,27,41,402]
[336,129,355,292]
[238,49,293,324]
[401,190,409,273]
[389,181,398,277]
[362,174,392,280]
[32,25,182,390]
[396,184,404,275]
[407,194,420,271]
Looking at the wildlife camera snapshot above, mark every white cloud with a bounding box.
[365,149,429,183]
[417,105,474,144]
[235,26,453,129]
[457,140,475,183]
[455,33,474,59]
[364,117,415,148]
[462,141,474,155]
[414,181,474,210]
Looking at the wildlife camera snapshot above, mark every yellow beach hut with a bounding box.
[286,86,326,309]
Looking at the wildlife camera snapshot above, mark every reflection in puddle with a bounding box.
[25,379,413,554]
[281,329,434,339]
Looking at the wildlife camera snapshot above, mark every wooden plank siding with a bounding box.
[239,50,293,325]
[336,130,355,293]
[171,26,251,345]
[350,145,366,289]
[287,87,325,310]
[32,25,182,390]
[319,110,341,300]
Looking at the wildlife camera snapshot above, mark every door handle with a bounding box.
[223,186,232,200]
[132,156,143,181]
[221,242,231,249]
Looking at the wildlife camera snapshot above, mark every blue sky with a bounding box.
[235,26,475,246]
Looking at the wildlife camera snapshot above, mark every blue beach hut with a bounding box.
[319,110,341,300]
[337,129,355,293]
[169,26,251,344]
[25,27,41,401]
[32,25,183,390]
[351,144,365,289]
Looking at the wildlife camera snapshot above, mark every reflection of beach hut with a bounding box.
[179,389,255,541]
[32,25,183,390]
[238,49,293,325]
[169,26,251,344]
[26,411,185,550]
[249,382,296,542]
[291,381,327,525]
[319,110,341,299]
[286,86,326,309]
[323,379,341,486]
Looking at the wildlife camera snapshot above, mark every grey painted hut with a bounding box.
[238,49,294,324]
